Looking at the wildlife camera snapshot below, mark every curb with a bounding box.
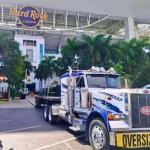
[0,99,9,102]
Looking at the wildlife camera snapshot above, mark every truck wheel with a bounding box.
[44,105,49,122]
[89,119,109,150]
[35,99,41,108]
[48,105,57,125]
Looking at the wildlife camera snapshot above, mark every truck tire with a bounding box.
[35,99,41,108]
[89,119,109,150]
[44,105,49,122]
[48,105,57,125]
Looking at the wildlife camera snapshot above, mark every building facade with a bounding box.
[0,1,146,91]
[15,34,44,91]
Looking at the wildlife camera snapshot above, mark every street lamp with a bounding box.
[23,69,29,94]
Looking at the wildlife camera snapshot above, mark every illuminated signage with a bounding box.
[9,5,48,28]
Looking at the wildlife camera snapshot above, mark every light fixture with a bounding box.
[95,67,100,72]
[100,67,105,72]
[108,113,126,120]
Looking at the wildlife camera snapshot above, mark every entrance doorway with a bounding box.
[26,83,36,93]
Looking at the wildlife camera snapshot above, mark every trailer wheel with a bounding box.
[89,119,109,150]
[48,105,57,125]
[35,99,41,108]
[44,105,49,122]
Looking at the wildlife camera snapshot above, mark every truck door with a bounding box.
[74,76,85,108]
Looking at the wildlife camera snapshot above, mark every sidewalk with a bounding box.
[0,95,35,108]
[0,99,34,108]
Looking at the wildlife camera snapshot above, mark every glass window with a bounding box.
[23,40,36,47]
[87,74,107,88]
[107,75,120,88]
[86,74,120,88]
[26,49,33,63]
[76,77,85,88]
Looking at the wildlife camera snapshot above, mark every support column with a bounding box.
[53,10,56,30]
[125,18,136,41]
[135,25,139,40]
[1,2,4,24]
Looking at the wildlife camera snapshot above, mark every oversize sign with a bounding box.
[116,132,150,148]
[9,5,48,28]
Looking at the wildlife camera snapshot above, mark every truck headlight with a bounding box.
[114,114,126,119]
[108,113,126,120]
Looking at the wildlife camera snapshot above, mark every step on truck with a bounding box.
[35,66,150,150]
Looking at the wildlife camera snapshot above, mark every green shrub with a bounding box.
[10,88,17,100]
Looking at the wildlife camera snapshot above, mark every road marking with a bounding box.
[65,142,73,150]
[0,125,42,134]
[0,120,12,123]
[33,135,85,150]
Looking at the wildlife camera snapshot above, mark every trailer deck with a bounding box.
[35,95,61,108]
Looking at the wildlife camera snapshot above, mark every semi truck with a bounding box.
[35,66,150,150]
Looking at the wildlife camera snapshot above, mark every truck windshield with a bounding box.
[86,74,121,88]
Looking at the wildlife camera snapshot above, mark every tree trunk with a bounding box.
[42,79,44,89]
[44,80,46,89]
[129,66,131,74]
[8,85,11,102]
[40,80,43,92]
[43,79,47,95]
[91,56,95,67]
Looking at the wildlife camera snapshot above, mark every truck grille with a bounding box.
[131,94,150,128]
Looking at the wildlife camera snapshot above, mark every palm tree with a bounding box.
[112,38,149,74]
[61,37,79,67]
[42,56,56,78]
[111,37,150,88]
[34,56,56,88]
[60,34,113,70]
[79,34,112,68]
[24,61,32,75]
[54,57,68,76]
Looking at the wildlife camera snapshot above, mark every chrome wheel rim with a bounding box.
[91,125,105,149]
[49,107,51,121]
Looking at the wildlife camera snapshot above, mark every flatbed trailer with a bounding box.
[34,83,61,108]
[35,95,61,108]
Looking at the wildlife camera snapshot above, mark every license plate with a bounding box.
[116,132,150,148]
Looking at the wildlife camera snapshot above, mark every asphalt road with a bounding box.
[0,99,92,150]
